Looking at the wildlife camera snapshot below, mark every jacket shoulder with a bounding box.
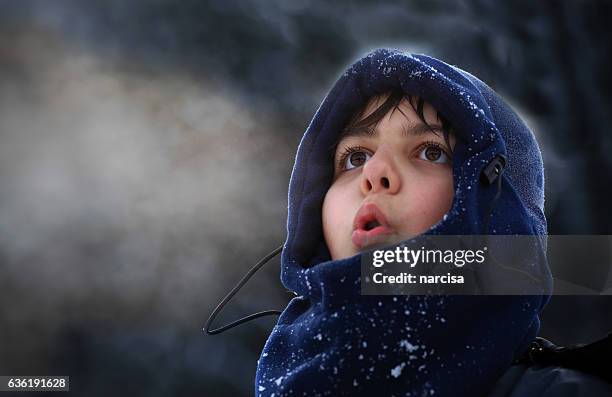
[489,364,612,397]
[489,333,612,397]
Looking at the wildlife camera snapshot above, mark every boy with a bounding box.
[252,49,612,396]
[323,90,455,260]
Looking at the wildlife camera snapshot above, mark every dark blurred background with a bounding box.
[1,1,611,396]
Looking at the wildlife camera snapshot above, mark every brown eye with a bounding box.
[343,150,372,170]
[350,151,367,166]
[419,144,450,164]
[425,146,441,161]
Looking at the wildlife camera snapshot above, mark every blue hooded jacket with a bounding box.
[255,49,554,396]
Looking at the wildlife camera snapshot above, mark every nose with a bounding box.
[360,146,401,195]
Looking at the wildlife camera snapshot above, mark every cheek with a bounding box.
[400,171,454,233]
[322,186,349,235]
[321,192,334,236]
[322,182,358,256]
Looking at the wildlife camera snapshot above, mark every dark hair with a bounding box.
[333,88,453,153]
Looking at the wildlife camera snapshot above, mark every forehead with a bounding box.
[335,95,443,147]
[361,94,439,125]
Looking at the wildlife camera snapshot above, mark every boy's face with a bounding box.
[322,94,455,260]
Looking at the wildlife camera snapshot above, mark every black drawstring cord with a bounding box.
[479,154,544,286]
[204,244,284,335]
[482,168,504,235]
[481,154,506,235]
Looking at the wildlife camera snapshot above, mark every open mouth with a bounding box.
[364,220,381,231]
[352,203,394,249]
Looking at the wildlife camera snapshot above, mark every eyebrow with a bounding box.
[337,122,444,144]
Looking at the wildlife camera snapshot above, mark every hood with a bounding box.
[256,49,552,397]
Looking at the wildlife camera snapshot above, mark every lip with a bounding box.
[351,202,395,249]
